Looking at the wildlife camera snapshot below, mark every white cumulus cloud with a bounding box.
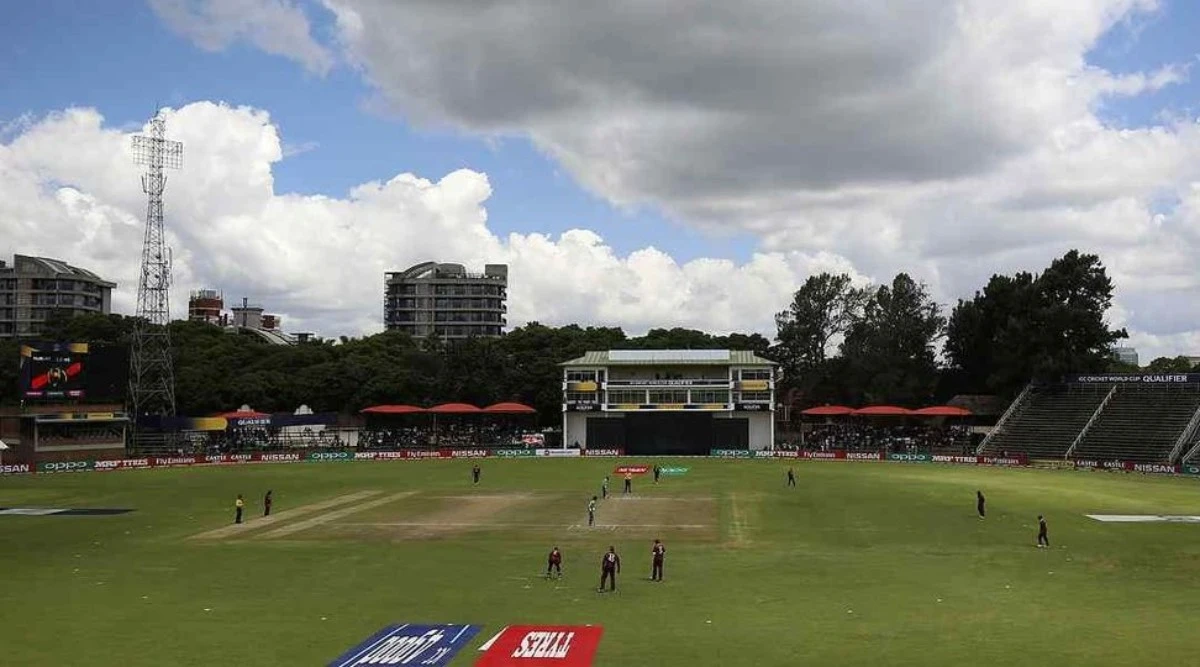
[0,103,843,339]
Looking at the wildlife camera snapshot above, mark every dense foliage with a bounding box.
[1,249,1175,420]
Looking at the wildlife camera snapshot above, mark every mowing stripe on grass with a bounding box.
[255,491,415,539]
[344,521,713,529]
[190,490,382,540]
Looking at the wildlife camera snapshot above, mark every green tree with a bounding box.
[840,273,945,405]
[773,273,870,398]
[1144,356,1194,374]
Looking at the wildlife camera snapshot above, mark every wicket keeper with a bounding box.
[598,546,621,592]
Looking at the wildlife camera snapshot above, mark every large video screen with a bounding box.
[19,342,88,400]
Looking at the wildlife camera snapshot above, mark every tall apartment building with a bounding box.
[0,255,115,338]
[384,262,508,339]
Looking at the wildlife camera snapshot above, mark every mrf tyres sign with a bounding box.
[475,625,604,667]
[328,623,479,667]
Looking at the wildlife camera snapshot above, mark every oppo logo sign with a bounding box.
[40,461,93,472]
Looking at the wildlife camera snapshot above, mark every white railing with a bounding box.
[1169,400,1200,463]
[976,383,1033,454]
[1064,385,1116,459]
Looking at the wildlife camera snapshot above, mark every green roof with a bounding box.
[560,349,775,367]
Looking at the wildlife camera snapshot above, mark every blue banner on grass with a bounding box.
[328,623,480,666]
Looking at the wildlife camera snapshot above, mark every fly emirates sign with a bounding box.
[475,625,604,666]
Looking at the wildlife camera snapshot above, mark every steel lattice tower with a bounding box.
[129,112,183,447]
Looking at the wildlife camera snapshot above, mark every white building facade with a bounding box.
[560,349,776,454]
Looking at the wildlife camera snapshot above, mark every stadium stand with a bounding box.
[1071,385,1200,463]
[980,385,1109,459]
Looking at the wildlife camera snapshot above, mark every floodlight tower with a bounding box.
[128,111,183,449]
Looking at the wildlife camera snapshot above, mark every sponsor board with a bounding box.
[1183,465,1200,476]
[536,448,580,457]
[449,449,491,459]
[659,466,689,476]
[257,453,302,463]
[581,449,623,457]
[328,623,480,667]
[1073,459,1131,471]
[307,451,354,462]
[846,451,883,461]
[205,453,254,464]
[887,453,931,462]
[36,460,95,473]
[801,450,846,460]
[710,449,751,458]
[978,456,1027,467]
[495,449,534,458]
[932,455,978,464]
[614,466,649,475]
[475,625,603,667]
[354,451,408,460]
[148,456,196,467]
[0,463,34,475]
[405,450,444,459]
[751,450,799,459]
[1132,463,1180,474]
[1086,514,1200,523]
[95,458,152,471]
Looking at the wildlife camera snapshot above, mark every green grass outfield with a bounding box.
[2,459,1200,666]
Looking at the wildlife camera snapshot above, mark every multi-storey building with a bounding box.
[560,349,776,455]
[0,255,115,339]
[187,289,225,325]
[384,262,508,339]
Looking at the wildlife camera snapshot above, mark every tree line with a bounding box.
[0,249,1183,424]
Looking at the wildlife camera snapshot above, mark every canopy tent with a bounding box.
[215,405,269,419]
[482,402,536,414]
[360,404,426,415]
[427,403,482,414]
[910,406,973,417]
[851,405,912,416]
[800,405,855,416]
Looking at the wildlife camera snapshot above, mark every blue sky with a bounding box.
[0,1,1192,266]
[0,0,757,265]
[3,1,1200,356]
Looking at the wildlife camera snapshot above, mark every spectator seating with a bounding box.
[982,385,1108,459]
[1072,385,1200,463]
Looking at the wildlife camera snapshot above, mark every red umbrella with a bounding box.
[360,405,426,415]
[483,402,536,414]
[800,405,855,416]
[911,406,972,417]
[427,403,482,414]
[852,405,912,416]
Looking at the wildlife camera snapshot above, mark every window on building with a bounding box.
[690,390,729,404]
[606,390,645,405]
[566,370,597,382]
[648,390,688,404]
[565,391,596,403]
[737,391,772,402]
[740,368,772,380]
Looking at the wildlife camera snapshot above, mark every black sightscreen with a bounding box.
[586,417,627,449]
[625,412,715,455]
[713,418,750,449]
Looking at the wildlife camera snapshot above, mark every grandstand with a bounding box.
[979,373,1200,464]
